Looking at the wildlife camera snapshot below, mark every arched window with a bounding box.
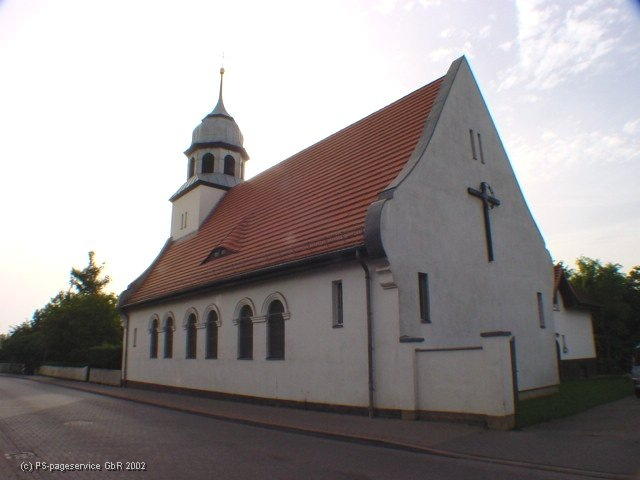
[202,153,214,173]
[185,313,197,359]
[237,305,253,359]
[267,300,285,360]
[206,310,218,359]
[164,316,174,358]
[224,155,235,176]
[149,318,158,359]
[188,158,195,178]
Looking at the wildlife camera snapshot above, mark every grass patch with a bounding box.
[516,375,633,428]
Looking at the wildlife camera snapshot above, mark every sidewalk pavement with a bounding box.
[23,375,640,479]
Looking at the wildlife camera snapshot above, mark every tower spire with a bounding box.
[209,66,231,118]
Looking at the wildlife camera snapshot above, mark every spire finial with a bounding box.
[209,62,231,118]
[219,66,224,101]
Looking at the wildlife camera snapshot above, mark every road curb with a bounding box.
[23,376,633,480]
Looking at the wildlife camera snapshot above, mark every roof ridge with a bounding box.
[244,77,445,184]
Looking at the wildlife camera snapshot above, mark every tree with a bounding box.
[70,251,110,295]
[0,252,122,370]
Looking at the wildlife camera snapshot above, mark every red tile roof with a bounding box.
[123,77,444,307]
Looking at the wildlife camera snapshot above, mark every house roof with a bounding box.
[121,75,445,308]
[553,265,599,311]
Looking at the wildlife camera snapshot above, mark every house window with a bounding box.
[537,292,545,328]
[418,272,430,323]
[267,300,285,360]
[332,280,343,327]
[188,158,195,178]
[149,318,158,358]
[206,310,218,359]
[164,316,174,358]
[224,155,235,176]
[185,313,197,359]
[133,328,137,347]
[237,305,253,359]
[202,153,214,173]
[561,334,568,353]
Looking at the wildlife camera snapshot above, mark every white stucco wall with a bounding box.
[379,59,559,395]
[125,261,373,408]
[553,302,596,360]
[171,185,226,240]
[415,335,514,417]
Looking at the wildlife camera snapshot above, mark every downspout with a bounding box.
[120,311,129,386]
[356,248,375,418]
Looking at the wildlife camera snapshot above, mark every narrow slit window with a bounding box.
[537,292,545,328]
[133,328,137,347]
[477,132,485,164]
[469,129,477,160]
[332,280,343,327]
[418,272,430,323]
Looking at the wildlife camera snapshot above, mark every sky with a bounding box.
[1,0,639,335]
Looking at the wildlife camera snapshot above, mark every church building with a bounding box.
[119,57,559,429]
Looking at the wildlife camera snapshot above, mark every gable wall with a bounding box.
[124,261,372,407]
[554,302,596,360]
[379,59,558,393]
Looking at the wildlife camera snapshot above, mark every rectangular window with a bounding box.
[332,280,343,327]
[561,334,568,353]
[418,273,430,323]
[469,129,477,160]
[133,328,137,347]
[537,292,545,328]
[477,132,485,164]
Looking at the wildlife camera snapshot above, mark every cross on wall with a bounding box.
[467,182,501,262]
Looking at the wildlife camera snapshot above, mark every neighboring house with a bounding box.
[119,57,559,430]
[552,265,598,380]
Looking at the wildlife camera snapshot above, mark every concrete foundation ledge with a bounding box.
[38,365,89,382]
[124,380,375,416]
[518,384,559,401]
[417,410,515,430]
[88,368,122,386]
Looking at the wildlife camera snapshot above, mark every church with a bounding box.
[118,57,559,429]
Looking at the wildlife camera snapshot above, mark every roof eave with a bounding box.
[120,245,366,311]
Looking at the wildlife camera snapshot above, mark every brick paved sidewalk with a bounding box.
[20,375,640,479]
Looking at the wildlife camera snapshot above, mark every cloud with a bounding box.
[498,0,627,91]
[440,28,454,39]
[478,24,491,39]
[429,47,455,62]
[511,124,640,183]
[623,118,640,135]
[498,41,513,51]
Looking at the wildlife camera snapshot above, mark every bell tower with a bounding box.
[170,68,249,240]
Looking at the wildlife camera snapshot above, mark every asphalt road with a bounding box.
[0,376,598,480]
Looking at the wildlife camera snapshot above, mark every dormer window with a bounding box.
[188,158,195,178]
[202,245,235,264]
[224,155,235,176]
[202,153,214,173]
